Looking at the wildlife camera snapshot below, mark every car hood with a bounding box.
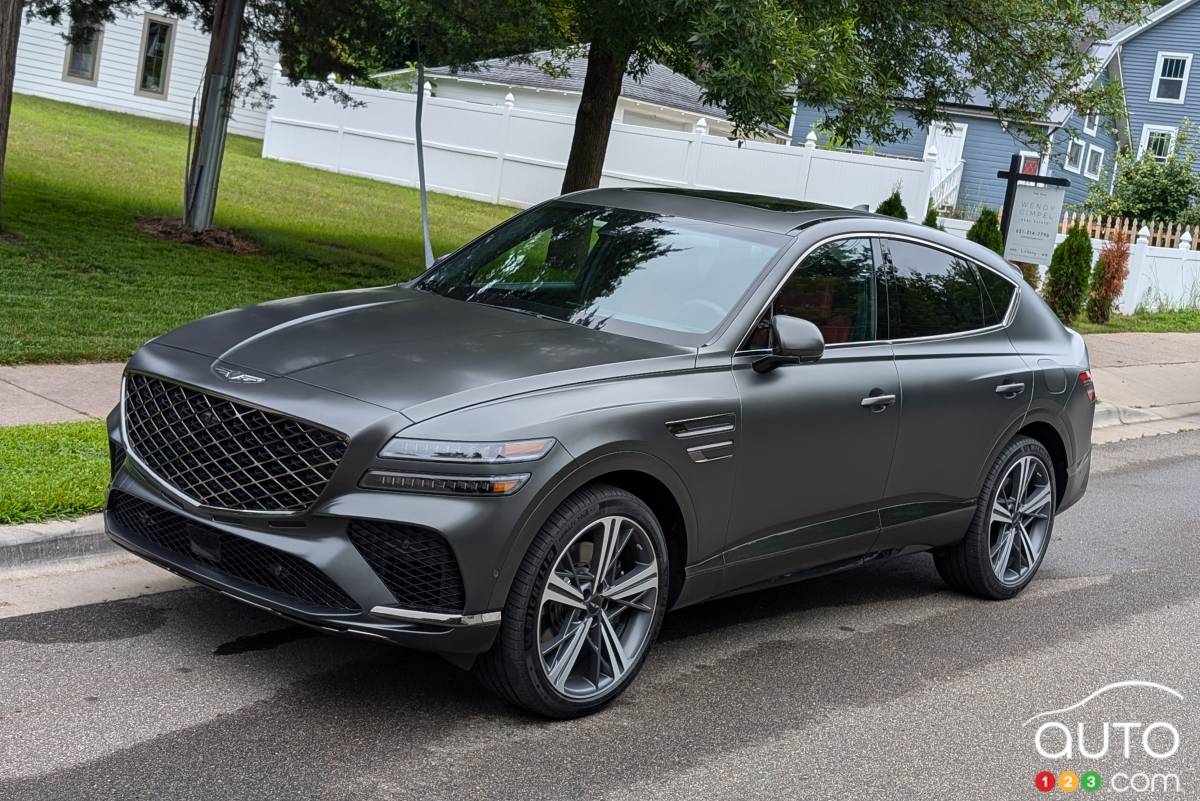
[152,286,692,418]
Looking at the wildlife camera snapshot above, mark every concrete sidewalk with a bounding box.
[0,362,124,426]
[0,333,1196,431]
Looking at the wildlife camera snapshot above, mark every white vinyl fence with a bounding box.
[941,218,1200,314]
[261,69,939,220]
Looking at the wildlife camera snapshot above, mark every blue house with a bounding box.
[788,0,1200,214]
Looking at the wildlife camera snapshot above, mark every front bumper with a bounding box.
[105,474,504,654]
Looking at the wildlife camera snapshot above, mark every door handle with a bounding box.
[995,382,1026,398]
[860,393,897,409]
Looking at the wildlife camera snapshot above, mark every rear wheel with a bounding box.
[934,436,1056,599]
[474,485,668,718]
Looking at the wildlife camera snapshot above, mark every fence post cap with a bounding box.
[924,143,938,161]
[423,81,433,97]
[326,72,337,82]
[1179,229,1193,249]
[503,92,515,108]
[273,62,283,76]
[1137,226,1151,244]
[693,117,708,134]
[804,129,817,148]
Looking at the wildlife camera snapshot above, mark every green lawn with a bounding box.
[0,95,514,364]
[1071,309,1200,334]
[0,421,108,524]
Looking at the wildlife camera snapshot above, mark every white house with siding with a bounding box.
[13,2,271,138]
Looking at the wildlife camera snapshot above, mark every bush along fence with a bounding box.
[940,217,1200,314]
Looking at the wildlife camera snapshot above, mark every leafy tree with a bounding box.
[528,0,1138,192]
[1084,122,1199,223]
[1086,227,1130,324]
[966,208,1004,255]
[875,190,907,220]
[1045,225,1093,324]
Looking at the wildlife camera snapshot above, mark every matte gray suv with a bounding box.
[105,188,1094,717]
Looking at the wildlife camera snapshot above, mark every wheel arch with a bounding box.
[1016,419,1069,504]
[487,450,698,611]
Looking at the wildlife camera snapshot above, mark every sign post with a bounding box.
[997,154,1070,263]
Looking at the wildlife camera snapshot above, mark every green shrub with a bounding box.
[1085,121,1198,223]
[922,205,940,228]
[875,190,908,219]
[1086,228,1131,324]
[1016,262,1041,290]
[966,208,1004,255]
[1045,226,1094,323]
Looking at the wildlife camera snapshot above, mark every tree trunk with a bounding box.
[0,0,23,229]
[559,42,628,194]
[183,0,245,232]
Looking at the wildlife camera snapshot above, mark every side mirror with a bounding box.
[753,315,825,373]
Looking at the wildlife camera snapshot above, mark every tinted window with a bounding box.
[884,240,987,339]
[417,201,787,345]
[772,238,878,344]
[976,266,1018,326]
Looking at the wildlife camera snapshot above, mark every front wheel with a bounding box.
[934,436,1057,599]
[474,485,668,718]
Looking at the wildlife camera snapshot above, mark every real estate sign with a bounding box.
[1003,185,1066,265]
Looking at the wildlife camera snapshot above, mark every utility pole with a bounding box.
[0,0,23,229]
[183,0,246,232]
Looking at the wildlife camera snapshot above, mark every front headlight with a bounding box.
[378,437,556,464]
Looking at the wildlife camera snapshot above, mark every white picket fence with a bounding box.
[940,219,1200,314]
[261,68,940,220]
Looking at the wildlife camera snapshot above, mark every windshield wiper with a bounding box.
[483,303,562,323]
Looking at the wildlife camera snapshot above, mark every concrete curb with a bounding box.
[0,514,116,570]
[1092,401,1160,429]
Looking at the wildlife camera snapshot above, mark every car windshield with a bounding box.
[415,201,789,345]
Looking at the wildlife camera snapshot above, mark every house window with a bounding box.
[1139,125,1178,162]
[62,22,102,85]
[136,15,175,98]
[1018,151,1043,179]
[1084,145,1105,179]
[1150,52,1192,103]
[1065,139,1085,173]
[1083,111,1099,135]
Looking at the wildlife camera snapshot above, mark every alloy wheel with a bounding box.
[988,455,1053,586]
[536,515,660,700]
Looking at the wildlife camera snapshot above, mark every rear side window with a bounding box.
[976,266,1018,325]
[773,238,879,344]
[882,239,988,339]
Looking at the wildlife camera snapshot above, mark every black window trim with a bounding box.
[735,231,1021,355]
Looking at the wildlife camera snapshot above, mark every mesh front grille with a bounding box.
[123,373,347,513]
[108,491,359,612]
[347,520,465,612]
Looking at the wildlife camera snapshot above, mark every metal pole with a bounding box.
[999,153,1020,246]
[415,62,434,269]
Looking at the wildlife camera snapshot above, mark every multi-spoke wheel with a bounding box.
[537,515,659,699]
[474,485,668,718]
[934,436,1057,599]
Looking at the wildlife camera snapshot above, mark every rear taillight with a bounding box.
[1078,370,1095,402]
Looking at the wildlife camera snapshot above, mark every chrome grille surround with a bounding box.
[122,372,348,514]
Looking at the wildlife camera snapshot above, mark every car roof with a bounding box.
[557,187,1027,285]
[558,187,885,234]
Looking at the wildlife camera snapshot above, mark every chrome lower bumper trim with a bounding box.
[370,606,502,627]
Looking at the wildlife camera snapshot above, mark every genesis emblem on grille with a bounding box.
[213,364,267,384]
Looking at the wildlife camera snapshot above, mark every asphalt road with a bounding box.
[2,431,1198,800]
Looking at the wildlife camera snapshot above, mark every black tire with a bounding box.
[934,436,1057,600]
[473,484,669,718]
